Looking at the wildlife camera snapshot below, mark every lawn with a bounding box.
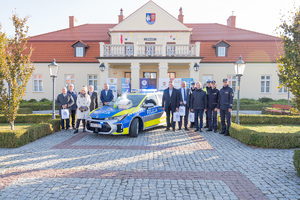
[0,123,35,131]
[243,124,300,134]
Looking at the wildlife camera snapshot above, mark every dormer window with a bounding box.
[213,40,230,57]
[71,41,88,57]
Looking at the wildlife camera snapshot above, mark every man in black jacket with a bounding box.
[88,85,98,111]
[191,82,207,132]
[56,87,74,130]
[204,80,212,128]
[207,80,219,133]
[217,78,234,136]
[67,84,77,129]
[189,81,196,128]
[162,81,180,131]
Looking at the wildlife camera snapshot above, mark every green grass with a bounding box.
[243,124,300,134]
[0,123,35,131]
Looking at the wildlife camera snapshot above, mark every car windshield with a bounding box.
[108,94,146,109]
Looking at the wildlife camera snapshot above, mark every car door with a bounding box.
[141,95,163,129]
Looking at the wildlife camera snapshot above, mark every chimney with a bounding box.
[119,8,124,23]
[227,11,236,28]
[178,7,184,23]
[69,16,75,28]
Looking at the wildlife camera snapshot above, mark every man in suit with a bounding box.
[67,84,77,129]
[88,85,98,111]
[162,81,180,131]
[189,81,196,128]
[100,83,114,106]
[56,87,74,130]
[179,81,190,130]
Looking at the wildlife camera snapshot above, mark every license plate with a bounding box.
[91,123,102,128]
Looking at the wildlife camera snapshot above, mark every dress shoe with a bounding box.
[224,133,230,136]
[204,125,208,128]
[194,129,199,132]
[83,128,86,132]
[178,128,182,130]
[207,129,213,132]
[173,128,176,132]
[74,129,78,134]
[214,129,218,133]
[199,128,202,132]
[184,127,189,131]
[165,128,170,131]
[220,131,225,134]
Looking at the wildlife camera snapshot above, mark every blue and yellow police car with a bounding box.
[86,91,166,137]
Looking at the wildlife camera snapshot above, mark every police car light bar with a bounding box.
[130,89,157,93]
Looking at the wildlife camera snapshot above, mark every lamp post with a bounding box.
[193,63,199,72]
[48,59,59,120]
[99,63,105,72]
[234,56,246,125]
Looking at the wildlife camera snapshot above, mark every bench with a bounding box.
[264,104,292,115]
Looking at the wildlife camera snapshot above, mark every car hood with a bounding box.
[89,106,135,118]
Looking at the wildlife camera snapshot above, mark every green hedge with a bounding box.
[0,114,60,123]
[19,104,58,111]
[232,115,300,124]
[294,150,300,177]
[0,108,33,114]
[0,119,61,148]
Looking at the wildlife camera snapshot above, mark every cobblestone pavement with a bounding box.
[0,126,299,200]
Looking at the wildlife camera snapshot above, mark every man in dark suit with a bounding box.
[100,83,114,106]
[189,81,196,128]
[56,87,74,130]
[67,84,77,129]
[162,81,180,131]
[179,81,190,130]
[88,85,98,111]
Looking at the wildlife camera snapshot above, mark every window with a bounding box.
[218,47,226,57]
[145,42,155,56]
[88,75,98,91]
[278,80,287,93]
[143,72,157,79]
[65,74,75,88]
[168,72,176,79]
[167,42,175,56]
[125,42,134,56]
[124,72,131,78]
[261,75,271,93]
[144,95,158,106]
[76,47,84,57]
[33,74,43,92]
[227,75,237,92]
[202,75,213,88]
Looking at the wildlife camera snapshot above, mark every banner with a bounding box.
[158,78,170,91]
[171,78,181,89]
[140,78,149,89]
[182,78,193,89]
[107,78,118,100]
[121,78,130,94]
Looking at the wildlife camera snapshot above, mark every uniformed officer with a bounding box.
[207,80,219,133]
[189,81,196,128]
[204,80,211,128]
[217,78,234,136]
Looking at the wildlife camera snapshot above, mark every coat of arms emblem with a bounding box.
[146,13,156,25]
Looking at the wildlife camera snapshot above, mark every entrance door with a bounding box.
[143,72,157,89]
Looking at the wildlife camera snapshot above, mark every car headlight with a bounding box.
[114,114,128,122]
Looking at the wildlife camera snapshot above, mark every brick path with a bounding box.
[0,127,299,199]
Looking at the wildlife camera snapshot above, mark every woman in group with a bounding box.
[190,82,207,132]
[74,86,91,134]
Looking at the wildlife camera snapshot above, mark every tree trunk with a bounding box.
[10,121,14,130]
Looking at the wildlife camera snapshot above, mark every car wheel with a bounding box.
[129,118,139,137]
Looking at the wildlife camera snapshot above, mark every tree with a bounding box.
[0,14,34,130]
[277,7,300,112]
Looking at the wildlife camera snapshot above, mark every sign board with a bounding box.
[182,78,193,89]
[144,38,157,41]
[140,78,149,89]
[159,78,170,91]
[106,78,118,100]
[171,78,181,89]
[121,78,131,94]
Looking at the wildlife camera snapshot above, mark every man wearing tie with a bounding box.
[179,81,190,130]
[88,85,98,111]
[162,81,180,131]
[100,83,114,106]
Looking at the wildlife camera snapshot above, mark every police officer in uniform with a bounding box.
[189,81,196,128]
[207,80,219,133]
[204,80,211,128]
[217,78,234,136]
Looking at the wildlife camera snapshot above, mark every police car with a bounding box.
[86,91,166,137]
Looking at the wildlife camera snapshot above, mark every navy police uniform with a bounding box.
[204,80,211,128]
[218,79,234,135]
[207,81,219,132]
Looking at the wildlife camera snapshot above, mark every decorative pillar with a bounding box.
[99,42,104,57]
[158,62,168,78]
[195,42,200,56]
[99,62,110,91]
[130,62,140,90]
[189,62,200,82]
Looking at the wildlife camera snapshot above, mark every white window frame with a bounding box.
[218,47,226,57]
[76,47,84,57]
[88,75,98,92]
[65,74,75,89]
[261,75,271,93]
[202,75,213,88]
[227,75,237,93]
[278,80,288,93]
[33,74,43,92]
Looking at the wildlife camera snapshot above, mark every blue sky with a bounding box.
[0,0,298,37]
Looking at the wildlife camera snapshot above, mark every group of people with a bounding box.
[162,79,234,136]
[56,83,114,133]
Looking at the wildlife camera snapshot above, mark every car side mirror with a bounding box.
[144,103,154,109]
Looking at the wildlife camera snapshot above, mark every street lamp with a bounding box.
[193,63,199,72]
[48,59,59,120]
[234,56,246,125]
[99,63,105,72]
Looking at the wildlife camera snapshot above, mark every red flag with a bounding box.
[119,33,123,44]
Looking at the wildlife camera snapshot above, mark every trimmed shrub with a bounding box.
[232,115,300,124]
[0,114,60,123]
[294,150,300,177]
[258,97,273,103]
[0,108,33,114]
[0,119,61,148]
[28,99,38,103]
[39,98,50,102]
